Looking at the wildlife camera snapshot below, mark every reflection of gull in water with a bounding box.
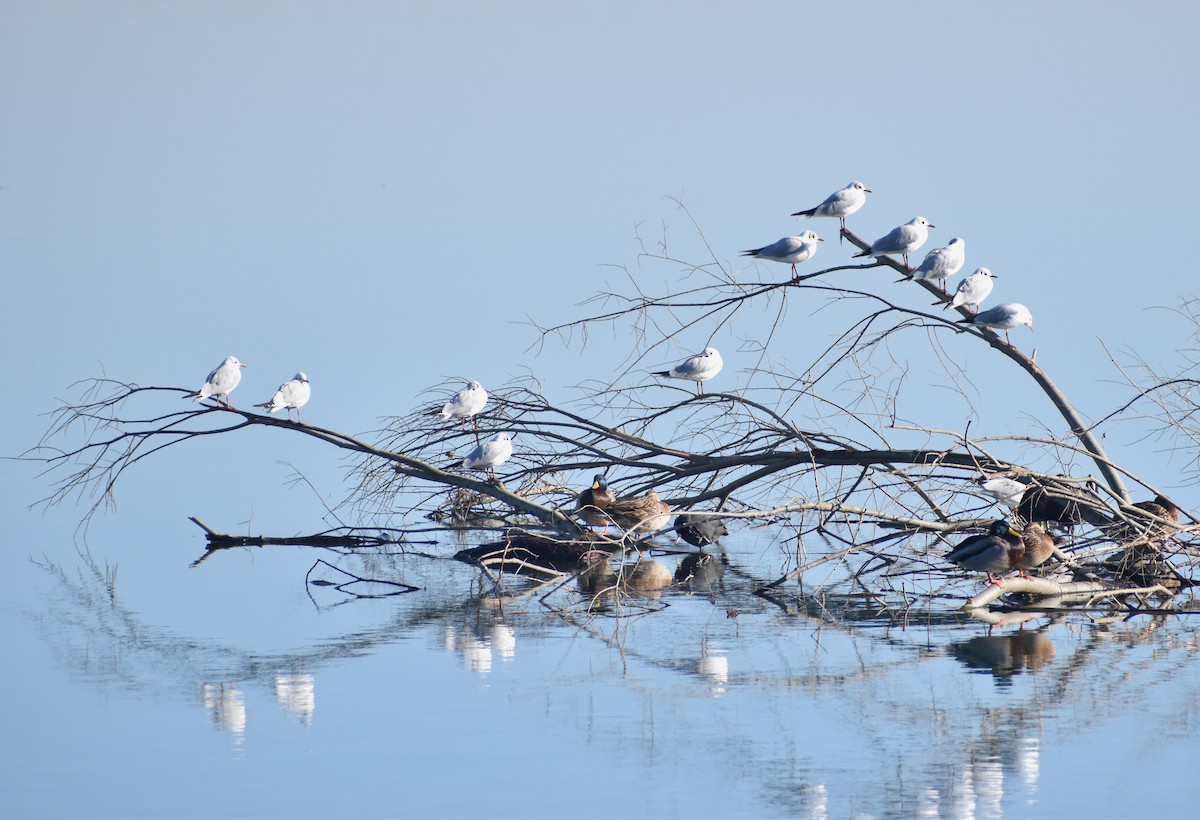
[795,784,828,820]
[444,625,510,676]
[274,672,315,725]
[696,639,728,695]
[1014,735,1040,790]
[202,683,246,740]
[491,624,516,661]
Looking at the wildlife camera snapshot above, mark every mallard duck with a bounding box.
[1016,481,1108,529]
[1015,523,1058,577]
[673,513,728,548]
[946,520,1024,585]
[607,490,672,535]
[573,474,616,529]
[1132,495,1180,524]
[1107,494,1181,553]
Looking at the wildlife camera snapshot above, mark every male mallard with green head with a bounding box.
[947,520,1024,586]
[573,474,616,529]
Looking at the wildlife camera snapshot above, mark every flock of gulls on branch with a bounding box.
[181,181,1176,585]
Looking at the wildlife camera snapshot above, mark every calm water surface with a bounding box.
[4,526,1199,819]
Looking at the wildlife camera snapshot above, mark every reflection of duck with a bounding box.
[624,559,673,594]
[674,552,727,594]
[573,474,615,529]
[947,520,1023,585]
[1015,523,1058,577]
[578,559,673,602]
[454,530,620,574]
[673,513,728,548]
[951,631,1056,681]
[607,490,672,535]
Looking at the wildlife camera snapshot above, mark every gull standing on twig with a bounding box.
[944,268,997,313]
[186,356,246,408]
[740,231,823,281]
[461,432,513,483]
[958,303,1034,347]
[977,475,1027,510]
[852,216,934,268]
[654,347,724,394]
[440,380,488,430]
[255,372,311,423]
[791,181,871,233]
[908,237,965,291]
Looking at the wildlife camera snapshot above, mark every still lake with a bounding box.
[4,508,1199,820]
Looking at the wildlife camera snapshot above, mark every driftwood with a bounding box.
[187,517,434,567]
[963,576,1175,611]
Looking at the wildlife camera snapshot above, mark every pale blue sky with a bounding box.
[4,2,1199,537]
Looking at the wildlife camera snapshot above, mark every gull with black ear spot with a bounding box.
[461,432,514,483]
[740,231,822,281]
[255,372,311,423]
[791,180,871,233]
[852,216,934,268]
[907,237,965,291]
[944,268,997,314]
[439,380,488,430]
[185,355,246,408]
[958,303,1034,347]
[654,347,723,395]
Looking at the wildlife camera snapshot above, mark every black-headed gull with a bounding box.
[440,380,488,430]
[462,432,513,483]
[741,231,822,281]
[976,475,1026,510]
[852,216,934,267]
[186,356,245,408]
[654,347,723,395]
[909,237,965,291]
[944,268,996,314]
[255,372,310,423]
[792,181,870,232]
[958,303,1033,346]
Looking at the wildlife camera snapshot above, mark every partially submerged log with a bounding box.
[963,576,1174,610]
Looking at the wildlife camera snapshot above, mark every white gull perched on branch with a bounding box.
[740,231,822,281]
[944,268,996,314]
[909,237,965,291]
[255,372,311,423]
[186,356,245,408]
[792,181,870,233]
[852,216,934,268]
[440,380,488,430]
[462,432,513,483]
[654,348,724,395]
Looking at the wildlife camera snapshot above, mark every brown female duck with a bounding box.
[607,490,672,535]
